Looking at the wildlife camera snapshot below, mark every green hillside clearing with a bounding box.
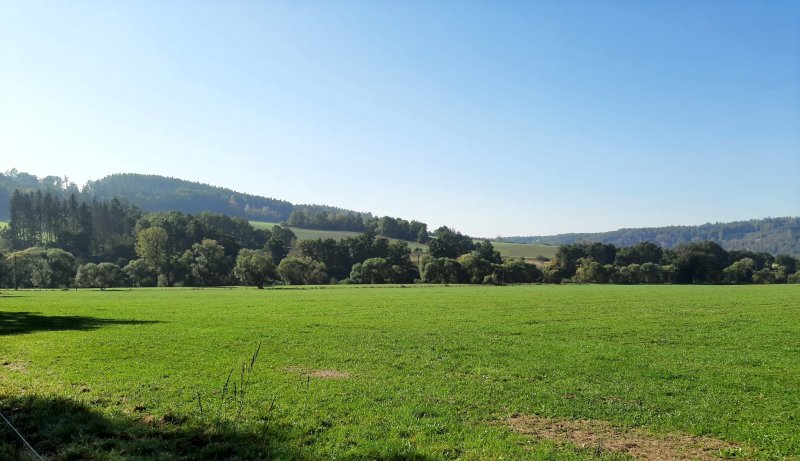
[251,221,556,259]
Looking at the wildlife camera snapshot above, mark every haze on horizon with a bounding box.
[1,1,798,237]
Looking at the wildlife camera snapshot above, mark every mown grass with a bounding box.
[1,285,798,460]
[250,221,555,259]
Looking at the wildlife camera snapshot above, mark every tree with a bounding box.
[0,253,8,288]
[45,248,77,288]
[723,258,756,284]
[673,241,728,284]
[615,242,663,266]
[611,264,642,284]
[474,240,502,264]
[639,262,662,284]
[575,258,611,283]
[135,226,172,284]
[497,259,542,284]
[234,249,275,289]
[428,227,474,259]
[297,238,351,281]
[277,257,327,285]
[265,225,295,264]
[421,257,464,284]
[555,243,589,278]
[187,239,231,286]
[350,258,391,284]
[10,247,49,288]
[75,263,99,288]
[752,268,777,284]
[75,263,126,289]
[541,263,564,284]
[457,253,493,284]
[586,242,617,265]
[385,241,417,283]
[124,258,157,287]
[775,254,798,275]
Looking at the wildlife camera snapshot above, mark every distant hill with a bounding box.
[499,217,800,256]
[0,170,386,225]
[83,173,294,221]
[0,170,345,222]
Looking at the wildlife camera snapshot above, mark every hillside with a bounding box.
[500,217,800,256]
[83,173,294,221]
[251,221,557,259]
[0,171,370,222]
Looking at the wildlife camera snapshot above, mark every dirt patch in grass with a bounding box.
[286,366,350,379]
[309,369,350,379]
[507,415,743,460]
[2,361,28,372]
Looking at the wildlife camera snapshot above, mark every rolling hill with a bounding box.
[500,217,800,256]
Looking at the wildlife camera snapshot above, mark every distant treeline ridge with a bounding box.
[500,217,800,256]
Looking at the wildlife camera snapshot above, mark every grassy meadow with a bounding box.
[250,221,557,259]
[250,221,367,244]
[1,285,799,460]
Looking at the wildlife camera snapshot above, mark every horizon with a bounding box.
[2,2,799,236]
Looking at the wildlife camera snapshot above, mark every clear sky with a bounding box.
[1,1,798,237]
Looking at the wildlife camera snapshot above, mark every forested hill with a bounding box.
[499,217,800,256]
[83,173,294,220]
[0,169,425,242]
[1,171,320,222]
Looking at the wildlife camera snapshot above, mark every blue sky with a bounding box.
[1,1,798,237]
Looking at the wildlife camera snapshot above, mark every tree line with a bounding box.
[287,209,429,243]
[550,241,800,285]
[2,191,798,289]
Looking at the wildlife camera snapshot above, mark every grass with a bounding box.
[1,285,798,460]
[0,220,7,230]
[250,221,556,259]
[489,240,557,259]
[250,221,366,243]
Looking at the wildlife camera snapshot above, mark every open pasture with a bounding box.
[1,285,799,460]
[250,221,367,243]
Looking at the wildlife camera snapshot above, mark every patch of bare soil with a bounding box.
[286,366,351,379]
[2,361,28,372]
[507,415,743,460]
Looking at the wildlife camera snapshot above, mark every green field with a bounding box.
[250,221,556,259]
[1,285,798,460]
[250,221,366,243]
[0,220,7,229]
[489,241,556,259]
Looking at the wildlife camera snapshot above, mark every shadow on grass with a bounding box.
[0,395,436,460]
[0,395,301,460]
[0,311,160,336]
